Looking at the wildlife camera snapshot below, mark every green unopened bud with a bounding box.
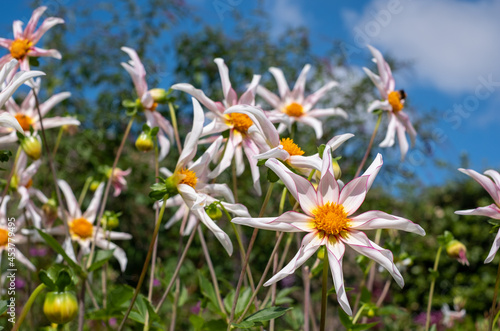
[149,88,169,104]
[367,308,375,317]
[90,181,101,192]
[102,211,120,230]
[135,132,154,152]
[332,159,342,179]
[446,240,469,266]
[317,247,325,260]
[43,291,78,324]
[205,203,222,220]
[21,135,41,160]
[42,198,58,224]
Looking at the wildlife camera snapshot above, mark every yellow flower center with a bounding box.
[10,39,32,60]
[69,218,94,240]
[388,91,404,112]
[0,228,9,247]
[227,113,253,133]
[15,114,33,131]
[178,168,197,188]
[312,202,351,236]
[280,138,304,156]
[284,102,304,117]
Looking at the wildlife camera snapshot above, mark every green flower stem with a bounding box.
[425,245,443,331]
[302,266,311,331]
[118,197,168,330]
[168,102,183,153]
[52,126,64,158]
[87,116,135,269]
[320,250,330,331]
[12,283,46,331]
[154,220,200,313]
[352,303,367,325]
[489,260,500,331]
[354,112,383,178]
[78,176,93,206]
[227,183,275,330]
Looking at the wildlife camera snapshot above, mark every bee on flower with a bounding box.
[363,45,417,161]
[232,146,425,315]
[257,64,347,139]
[0,6,64,73]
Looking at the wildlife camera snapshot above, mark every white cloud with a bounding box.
[269,0,306,37]
[343,0,500,94]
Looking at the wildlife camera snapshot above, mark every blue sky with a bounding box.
[2,0,499,185]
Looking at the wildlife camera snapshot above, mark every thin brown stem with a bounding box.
[303,266,311,331]
[376,280,391,307]
[354,113,382,178]
[425,246,443,331]
[169,278,181,331]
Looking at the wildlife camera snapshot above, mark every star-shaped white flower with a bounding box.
[232,148,425,315]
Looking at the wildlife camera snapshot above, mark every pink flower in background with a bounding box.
[108,167,132,197]
[232,148,425,315]
[257,64,347,139]
[363,45,417,161]
[455,168,500,263]
[172,58,264,195]
[0,6,64,72]
[121,47,174,160]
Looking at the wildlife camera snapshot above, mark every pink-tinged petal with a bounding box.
[171,83,222,115]
[190,136,222,179]
[303,81,338,109]
[256,85,281,109]
[83,183,104,223]
[343,230,404,287]
[485,229,500,263]
[326,239,352,316]
[38,91,71,117]
[176,98,204,169]
[0,55,13,70]
[197,207,233,255]
[326,133,355,152]
[318,149,340,205]
[455,204,500,220]
[24,6,47,38]
[232,216,305,232]
[121,47,147,97]
[20,159,41,183]
[485,170,500,188]
[19,58,30,71]
[289,155,322,172]
[256,147,290,161]
[209,130,240,178]
[298,116,323,139]
[291,64,311,100]
[307,107,348,120]
[106,231,133,241]
[0,112,24,134]
[57,180,81,219]
[339,176,369,216]
[36,117,80,130]
[25,200,42,229]
[360,153,383,192]
[165,203,187,229]
[242,139,262,195]
[239,75,261,105]
[15,150,27,175]
[363,67,386,98]
[459,168,500,206]
[141,91,154,109]
[367,45,394,94]
[0,59,18,83]
[271,211,316,232]
[17,186,30,210]
[200,183,235,204]
[0,196,10,223]
[201,118,229,137]
[30,17,65,44]
[396,111,417,147]
[395,119,409,161]
[226,104,279,147]
[0,70,45,108]
[218,201,250,217]
[15,249,36,271]
[28,47,62,59]
[96,239,128,272]
[265,158,318,215]
[264,232,323,286]
[351,210,426,236]
[269,67,290,99]
[379,113,397,148]
[214,58,235,104]
[157,133,171,161]
[13,21,24,40]
[367,99,391,113]
[179,185,206,211]
[0,38,12,49]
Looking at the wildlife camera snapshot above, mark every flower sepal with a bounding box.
[149,177,176,201]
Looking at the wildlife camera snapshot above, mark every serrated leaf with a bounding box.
[88,249,115,272]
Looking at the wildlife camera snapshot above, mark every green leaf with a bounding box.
[189,315,204,331]
[55,270,72,291]
[39,270,56,290]
[317,144,326,158]
[257,159,267,167]
[0,300,7,315]
[338,308,353,328]
[350,322,380,330]
[267,168,280,183]
[36,229,85,277]
[198,273,221,313]
[231,320,256,328]
[88,249,115,272]
[243,306,292,323]
[235,288,252,317]
[108,285,134,310]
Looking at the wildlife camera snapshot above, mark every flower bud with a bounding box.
[43,291,78,324]
[42,198,58,225]
[446,240,469,266]
[135,132,154,152]
[317,247,325,260]
[20,135,41,160]
[332,159,342,179]
[90,181,101,192]
[149,88,169,104]
[102,211,119,230]
[205,203,222,220]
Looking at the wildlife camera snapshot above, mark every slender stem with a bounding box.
[227,183,275,329]
[52,126,64,158]
[78,176,93,206]
[425,246,443,331]
[87,117,134,269]
[169,278,181,331]
[154,220,199,312]
[269,232,279,331]
[168,102,183,154]
[352,303,366,325]
[86,280,100,309]
[320,250,329,331]
[1,146,21,202]
[354,113,383,178]
[303,266,311,331]
[376,280,391,307]
[237,232,285,323]
[198,226,227,316]
[489,260,500,331]
[12,283,46,331]
[118,197,168,330]
[78,279,86,331]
